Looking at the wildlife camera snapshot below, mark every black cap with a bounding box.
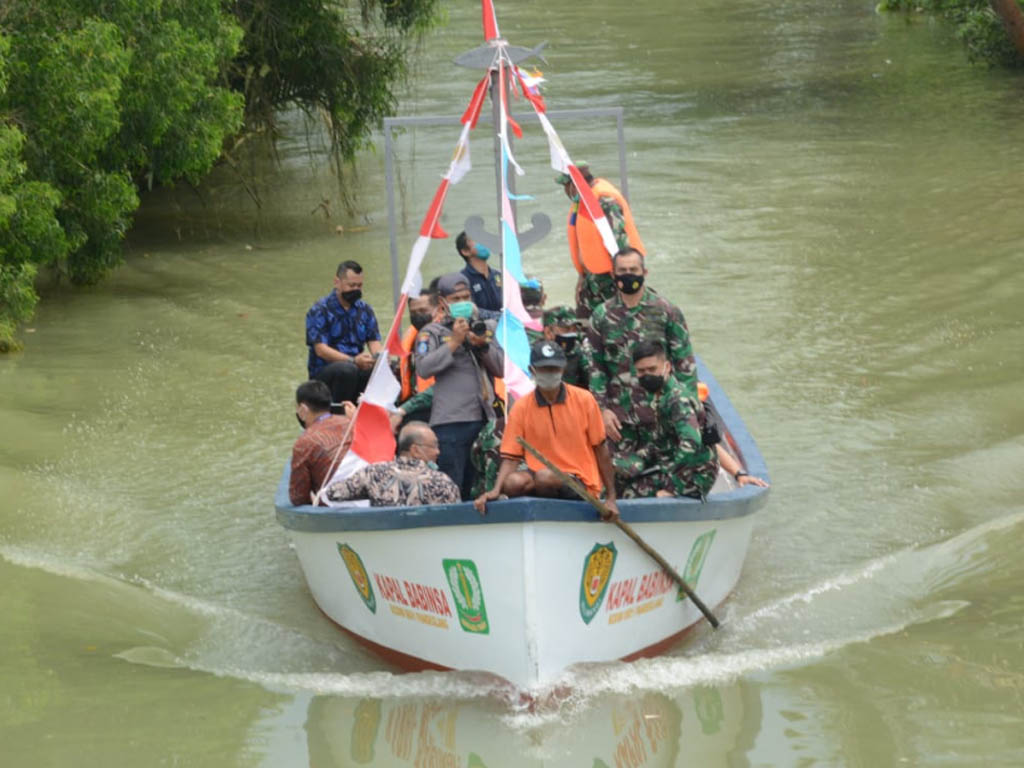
[530,339,567,368]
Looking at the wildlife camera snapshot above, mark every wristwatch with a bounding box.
[734,470,748,480]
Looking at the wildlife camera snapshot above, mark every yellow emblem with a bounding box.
[338,543,376,614]
[579,542,617,624]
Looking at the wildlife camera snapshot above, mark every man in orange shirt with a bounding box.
[474,341,619,518]
[559,163,645,319]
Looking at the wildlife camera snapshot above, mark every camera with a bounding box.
[443,316,487,337]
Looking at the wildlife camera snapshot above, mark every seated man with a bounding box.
[615,339,718,500]
[474,340,618,518]
[325,422,460,507]
[289,380,354,506]
[306,259,382,404]
[695,381,769,489]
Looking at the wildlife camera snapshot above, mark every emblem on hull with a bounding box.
[338,543,377,614]
[579,542,617,624]
[677,529,716,601]
[443,559,489,634]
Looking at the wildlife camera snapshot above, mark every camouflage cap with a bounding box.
[542,305,579,328]
[553,161,588,186]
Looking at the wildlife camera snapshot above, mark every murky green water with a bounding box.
[3,0,1024,765]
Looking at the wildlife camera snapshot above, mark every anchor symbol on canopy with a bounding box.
[452,39,551,257]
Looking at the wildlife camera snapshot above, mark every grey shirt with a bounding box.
[414,320,503,426]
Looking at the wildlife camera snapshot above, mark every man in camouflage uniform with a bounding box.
[541,305,589,389]
[586,246,698,426]
[586,247,700,481]
[326,422,460,507]
[614,340,718,499]
[469,416,504,499]
[557,164,645,319]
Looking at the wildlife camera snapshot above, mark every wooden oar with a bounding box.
[516,436,721,629]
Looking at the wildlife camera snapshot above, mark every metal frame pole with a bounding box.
[384,120,401,312]
[616,110,629,203]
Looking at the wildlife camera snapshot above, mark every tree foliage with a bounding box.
[0,0,439,351]
[228,0,441,186]
[880,0,1024,66]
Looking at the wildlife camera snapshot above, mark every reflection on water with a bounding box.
[302,684,757,768]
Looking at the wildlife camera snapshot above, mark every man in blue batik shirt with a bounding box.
[306,260,383,404]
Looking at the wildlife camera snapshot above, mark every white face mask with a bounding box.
[533,370,563,390]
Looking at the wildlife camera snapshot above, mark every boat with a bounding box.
[275,366,768,691]
[274,2,770,691]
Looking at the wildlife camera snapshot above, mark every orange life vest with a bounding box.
[399,325,434,401]
[566,178,645,276]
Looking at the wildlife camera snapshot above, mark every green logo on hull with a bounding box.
[579,542,617,624]
[338,543,376,614]
[677,530,716,602]
[444,559,489,634]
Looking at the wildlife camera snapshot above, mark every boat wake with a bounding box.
[4,509,1022,715]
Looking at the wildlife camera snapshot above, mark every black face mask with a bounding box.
[615,274,644,295]
[410,311,433,331]
[340,289,362,304]
[296,413,307,429]
[554,333,578,353]
[639,374,664,393]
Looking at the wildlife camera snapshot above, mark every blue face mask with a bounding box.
[475,244,491,260]
[448,301,474,319]
[426,460,439,471]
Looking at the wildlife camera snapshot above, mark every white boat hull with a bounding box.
[285,514,754,689]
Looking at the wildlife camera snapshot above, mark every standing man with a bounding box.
[615,340,718,500]
[289,380,355,506]
[457,231,502,312]
[474,340,618,517]
[415,272,503,500]
[586,246,699,443]
[305,260,382,404]
[395,289,438,425]
[541,306,589,388]
[558,163,645,319]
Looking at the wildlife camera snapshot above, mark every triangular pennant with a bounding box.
[384,294,409,358]
[508,114,523,139]
[462,76,490,128]
[349,403,396,465]
[482,0,500,41]
[419,178,452,239]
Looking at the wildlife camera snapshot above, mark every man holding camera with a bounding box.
[305,260,382,405]
[614,339,718,500]
[414,272,503,500]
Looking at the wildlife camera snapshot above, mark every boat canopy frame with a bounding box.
[382,106,630,311]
